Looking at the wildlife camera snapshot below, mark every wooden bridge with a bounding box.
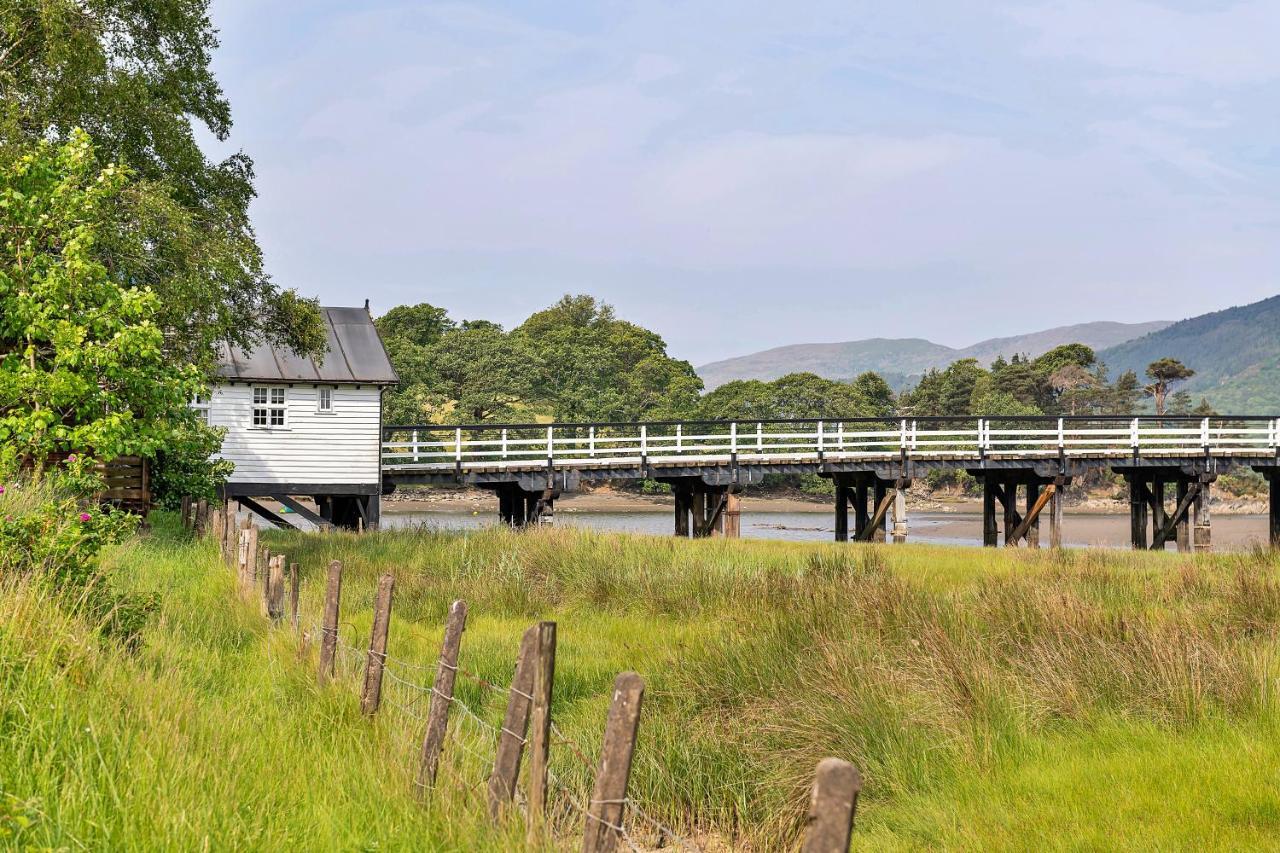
[381,416,1280,550]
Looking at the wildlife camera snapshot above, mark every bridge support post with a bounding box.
[832,473,900,544]
[1128,476,1149,550]
[1193,475,1212,553]
[1269,471,1280,549]
[1049,479,1063,549]
[834,483,850,542]
[891,481,908,543]
[1025,482,1041,549]
[493,484,558,529]
[982,479,999,547]
[1175,480,1191,552]
[665,479,739,539]
[674,486,692,538]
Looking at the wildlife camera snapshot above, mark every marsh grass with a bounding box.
[2,518,1279,849]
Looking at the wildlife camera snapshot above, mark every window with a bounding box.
[252,386,286,428]
[318,387,333,413]
[190,393,210,425]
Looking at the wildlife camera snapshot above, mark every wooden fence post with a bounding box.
[360,574,395,716]
[317,560,343,685]
[267,556,286,622]
[180,495,192,529]
[582,672,645,853]
[800,758,862,853]
[225,504,238,565]
[289,562,301,632]
[416,599,467,795]
[211,506,225,552]
[195,498,209,536]
[487,625,538,820]
[526,621,557,844]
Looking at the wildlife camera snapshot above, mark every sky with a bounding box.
[203,0,1280,366]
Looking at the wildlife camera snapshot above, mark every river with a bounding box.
[381,509,1274,550]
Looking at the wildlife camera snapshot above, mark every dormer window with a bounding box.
[253,386,287,427]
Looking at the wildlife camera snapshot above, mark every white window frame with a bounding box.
[317,386,334,414]
[190,392,211,425]
[252,386,288,429]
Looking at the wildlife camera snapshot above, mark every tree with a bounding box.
[514,295,701,422]
[428,322,533,423]
[1144,358,1195,416]
[1,1,325,372]
[1049,364,1097,415]
[0,132,206,472]
[375,303,454,347]
[1106,370,1143,415]
[850,371,895,417]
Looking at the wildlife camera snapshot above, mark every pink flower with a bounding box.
[0,485,5,495]
[67,454,77,463]
[79,512,91,522]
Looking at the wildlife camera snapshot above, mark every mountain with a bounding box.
[1097,295,1280,413]
[698,320,1172,390]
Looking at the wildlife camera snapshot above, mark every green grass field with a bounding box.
[3,518,1280,850]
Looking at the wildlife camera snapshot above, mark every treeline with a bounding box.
[379,300,1209,425]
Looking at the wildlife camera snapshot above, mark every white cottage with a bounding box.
[204,305,398,529]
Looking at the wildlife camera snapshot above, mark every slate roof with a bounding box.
[216,306,398,385]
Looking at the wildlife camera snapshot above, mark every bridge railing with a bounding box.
[382,416,1280,470]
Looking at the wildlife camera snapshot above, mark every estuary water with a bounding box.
[381,509,1274,550]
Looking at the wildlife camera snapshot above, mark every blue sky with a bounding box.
[204,0,1280,365]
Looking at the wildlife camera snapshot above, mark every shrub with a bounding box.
[0,459,150,643]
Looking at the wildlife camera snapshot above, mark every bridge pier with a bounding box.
[1268,470,1280,548]
[977,472,1062,548]
[833,474,905,543]
[670,479,741,538]
[1120,469,1212,551]
[492,483,558,529]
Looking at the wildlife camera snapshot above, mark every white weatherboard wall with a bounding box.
[209,383,382,487]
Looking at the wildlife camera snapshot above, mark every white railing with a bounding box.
[381,417,1280,471]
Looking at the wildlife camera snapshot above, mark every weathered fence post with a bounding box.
[211,505,225,552]
[289,562,301,632]
[800,758,862,853]
[582,672,645,853]
[527,621,557,844]
[195,498,209,536]
[180,495,192,529]
[416,599,467,795]
[360,574,395,716]
[267,555,286,622]
[487,625,538,820]
[317,560,343,685]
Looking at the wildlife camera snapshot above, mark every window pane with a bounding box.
[253,388,267,404]
[271,388,285,404]
[253,409,266,426]
[270,409,285,426]
[319,388,332,410]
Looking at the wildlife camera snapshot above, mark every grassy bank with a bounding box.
[2,521,1279,849]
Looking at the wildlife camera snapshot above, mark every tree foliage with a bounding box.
[0,0,325,371]
[0,132,210,472]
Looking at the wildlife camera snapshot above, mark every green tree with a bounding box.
[515,295,701,422]
[1144,358,1195,416]
[1107,369,1142,415]
[0,132,207,472]
[0,0,325,371]
[850,371,895,417]
[376,303,454,347]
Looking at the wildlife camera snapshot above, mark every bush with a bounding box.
[0,459,151,643]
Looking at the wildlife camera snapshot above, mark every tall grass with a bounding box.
[2,519,1279,849]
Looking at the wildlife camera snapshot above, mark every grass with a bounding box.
[2,519,1280,849]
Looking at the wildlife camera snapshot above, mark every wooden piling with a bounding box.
[360,574,395,716]
[1269,471,1280,549]
[1128,477,1148,550]
[487,625,538,820]
[1176,480,1192,552]
[891,482,908,543]
[417,600,467,794]
[181,495,192,529]
[723,489,742,539]
[195,498,209,536]
[1193,475,1212,553]
[527,621,557,843]
[317,560,343,685]
[582,672,645,853]
[211,506,225,552]
[1049,479,1064,549]
[982,479,998,547]
[800,758,862,853]
[834,482,849,542]
[1024,483,1040,548]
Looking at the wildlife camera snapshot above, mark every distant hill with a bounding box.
[1098,295,1280,413]
[698,320,1172,390]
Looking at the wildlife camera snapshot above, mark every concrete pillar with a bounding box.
[1175,480,1192,553]
[1129,477,1148,550]
[982,478,998,547]
[891,484,908,543]
[1193,477,1212,553]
